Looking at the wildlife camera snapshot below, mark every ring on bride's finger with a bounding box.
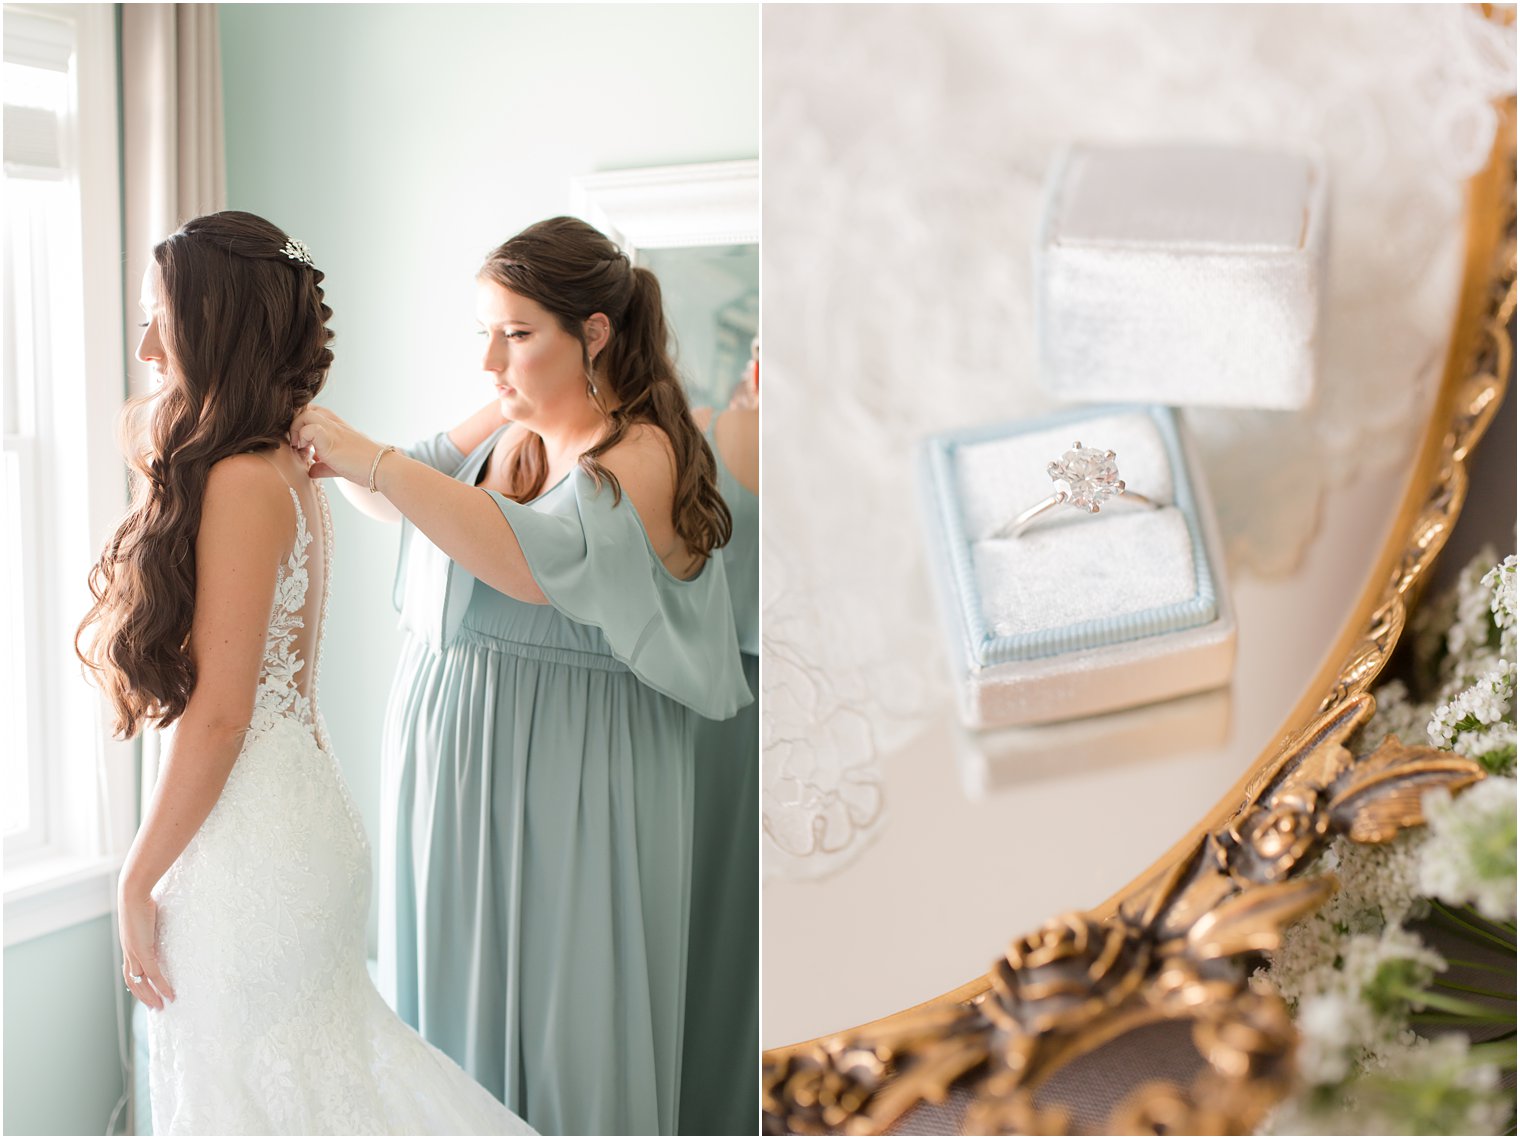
[130,972,144,983]
[990,441,1159,540]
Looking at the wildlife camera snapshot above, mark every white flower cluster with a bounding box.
[1429,664,1516,770]
[1419,777,1518,922]
[1447,552,1506,660]
[1486,555,1516,661]
[1367,551,1517,775]
[1265,919,1440,1083]
[1264,1033,1511,1136]
[1258,551,1516,1135]
[1325,831,1429,930]
[1409,551,1491,683]
[1359,679,1434,750]
[1423,552,1517,774]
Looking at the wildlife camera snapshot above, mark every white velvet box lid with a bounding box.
[1035,144,1327,410]
[918,404,1235,729]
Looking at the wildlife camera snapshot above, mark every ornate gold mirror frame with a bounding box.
[762,108,1517,1136]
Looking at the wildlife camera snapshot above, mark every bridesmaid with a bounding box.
[290,217,751,1136]
[682,350,759,1135]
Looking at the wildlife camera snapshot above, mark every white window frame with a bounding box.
[3,3,136,947]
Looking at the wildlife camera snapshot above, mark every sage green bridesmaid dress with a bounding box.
[680,411,760,1134]
[378,427,750,1137]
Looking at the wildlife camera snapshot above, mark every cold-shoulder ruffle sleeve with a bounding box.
[405,431,467,473]
[393,432,478,640]
[483,470,752,721]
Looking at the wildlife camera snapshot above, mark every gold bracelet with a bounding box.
[367,444,397,494]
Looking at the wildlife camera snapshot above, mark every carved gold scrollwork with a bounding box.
[1108,989,1298,1134]
[763,1005,988,1136]
[763,112,1516,1138]
[765,704,1486,1135]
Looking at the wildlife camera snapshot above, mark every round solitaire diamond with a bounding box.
[1046,441,1125,513]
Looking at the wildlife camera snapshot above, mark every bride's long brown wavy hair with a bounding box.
[480,217,732,559]
[77,211,335,738]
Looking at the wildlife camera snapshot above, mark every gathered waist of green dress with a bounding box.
[447,625,633,674]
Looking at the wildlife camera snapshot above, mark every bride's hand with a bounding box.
[290,405,385,484]
[120,887,175,1009]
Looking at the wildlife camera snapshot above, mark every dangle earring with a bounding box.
[584,320,608,402]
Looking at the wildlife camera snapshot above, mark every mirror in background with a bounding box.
[642,243,758,409]
[758,4,1499,1050]
[572,161,760,413]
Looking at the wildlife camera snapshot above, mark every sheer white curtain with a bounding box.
[115,11,223,1131]
[118,3,225,806]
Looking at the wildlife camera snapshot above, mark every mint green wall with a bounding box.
[4,916,126,1135]
[219,3,758,954]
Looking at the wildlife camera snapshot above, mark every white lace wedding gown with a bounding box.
[146,478,536,1136]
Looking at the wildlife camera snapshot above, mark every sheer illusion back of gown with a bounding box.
[146,459,535,1136]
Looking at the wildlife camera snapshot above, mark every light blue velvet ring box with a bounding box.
[1035,143,1328,410]
[918,404,1236,729]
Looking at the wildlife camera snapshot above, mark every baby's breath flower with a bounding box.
[1262,922,1443,1081]
[1328,831,1427,931]
[1418,777,1517,922]
[1447,546,1503,664]
[1485,555,1516,663]
[1263,1033,1511,1135]
[1293,991,1366,1084]
[1265,552,1515,1136]
[1428,663,1516,775]
[1362,680,1432,749]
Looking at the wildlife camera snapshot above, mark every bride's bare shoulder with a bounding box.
[200,452,297,560]
[203,451,292,498]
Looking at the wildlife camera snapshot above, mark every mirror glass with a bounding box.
[641,243,758,409]
[759,3,1487,1049]
[762,449,1430,1046]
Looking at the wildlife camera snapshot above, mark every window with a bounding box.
[5,17,72,853]
[3,3,135,946]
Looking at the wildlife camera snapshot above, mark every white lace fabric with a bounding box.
[247,487,325,739]
[148,481,533,1135]
[760,6,1517,881]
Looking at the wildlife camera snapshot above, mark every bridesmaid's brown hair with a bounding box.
[480,217,732,559]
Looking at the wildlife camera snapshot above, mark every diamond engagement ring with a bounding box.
[990,441,1159,540]
[130,973,144,983]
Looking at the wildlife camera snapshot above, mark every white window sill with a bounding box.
[3,851,120,947]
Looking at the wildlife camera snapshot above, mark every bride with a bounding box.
[76,211,536,1136]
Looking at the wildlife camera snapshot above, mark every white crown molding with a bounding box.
[572,159,758,255]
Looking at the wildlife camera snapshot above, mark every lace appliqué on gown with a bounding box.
[147,483,532,1136]
[247,489,322,739]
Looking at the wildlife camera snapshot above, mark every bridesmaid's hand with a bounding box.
[290,405,385,484]
[119,886,174,1009]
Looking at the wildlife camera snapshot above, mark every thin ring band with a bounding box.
[991,487,1159,540]
[129,972,144,983]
